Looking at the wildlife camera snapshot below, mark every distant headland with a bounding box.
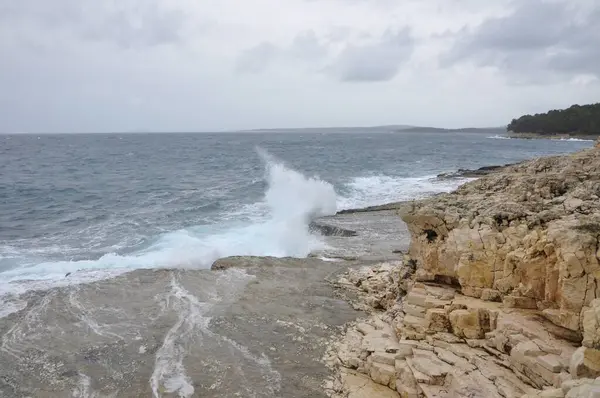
[507,102,600,139]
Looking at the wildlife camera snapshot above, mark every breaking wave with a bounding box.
[0,150,338,292]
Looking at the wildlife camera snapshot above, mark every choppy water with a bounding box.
[0,130,594,296]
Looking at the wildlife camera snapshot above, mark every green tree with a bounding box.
[507,103,600,135]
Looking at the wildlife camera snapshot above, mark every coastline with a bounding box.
[1,140,599,396]
[507,132,598,140]
[325,138,600,397]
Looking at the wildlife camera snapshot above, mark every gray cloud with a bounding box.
[0,0,186,48]
[1,0,599,133]
[328,28,414,82]
[444,0,600,82]
[235,30,328,74]
[235,42,279,73]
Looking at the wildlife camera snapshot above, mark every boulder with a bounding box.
[582,299,600,349]
[570,347,600,379]
[426,308,451,333]
[449,308,496,339]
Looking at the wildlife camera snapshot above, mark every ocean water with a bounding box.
[0,130,594,296]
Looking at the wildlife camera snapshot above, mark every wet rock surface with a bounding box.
[312,210,410,262]
[336,202,411,215]
[0,260,360,397]
[309,221,358,237]
[436,163,516,179]
[0,206,409,398]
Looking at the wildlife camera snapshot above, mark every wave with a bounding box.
[0,151,472,298]
[555,138,595,142]
[487,135,511,140]
[0,150,337,293]
[337,175,470,210]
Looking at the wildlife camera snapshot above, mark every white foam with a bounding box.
[0,150,337,295]
[0,298,27,319]
[150,269,255,398]
[150,276,209,398]
[487,135,511,140]
[337,175,470,210]
[555,137,595,142]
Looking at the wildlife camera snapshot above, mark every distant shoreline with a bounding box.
[507,132,600,140]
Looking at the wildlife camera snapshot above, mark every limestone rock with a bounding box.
[504,295,538,310]
[426,308,451,333]
[570,347,600,379]
[394,360,419,398]
[481,288,502,302]
[399,144,600,334]
[582,299,600,349]
[339,370,400,398]
[449,308,495,339]
[564,378,600,398]
[330,261,583,398]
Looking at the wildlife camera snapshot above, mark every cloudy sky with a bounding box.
[1,0,598,133]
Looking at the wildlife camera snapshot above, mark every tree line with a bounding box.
[507,103,600,135]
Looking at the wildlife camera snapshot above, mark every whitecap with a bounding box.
[0,150,338,294]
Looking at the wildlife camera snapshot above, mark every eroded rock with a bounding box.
[400,144,600,335]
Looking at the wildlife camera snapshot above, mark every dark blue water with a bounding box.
[0,130,593,291]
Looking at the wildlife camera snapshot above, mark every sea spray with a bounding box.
[0,150,338,286]
[259,148,337,220]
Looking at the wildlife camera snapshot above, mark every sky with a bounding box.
[0,0,598,133]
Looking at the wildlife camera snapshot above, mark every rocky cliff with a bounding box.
[326,140,600,397]
[400,141,600,338]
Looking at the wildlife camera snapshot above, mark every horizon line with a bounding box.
[1,124,507,135]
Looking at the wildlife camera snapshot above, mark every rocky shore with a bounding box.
[324,138,600,397]
[1,139,599,397]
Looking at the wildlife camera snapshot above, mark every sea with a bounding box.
[0,130,594,302]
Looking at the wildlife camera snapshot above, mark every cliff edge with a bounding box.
[326,139,600,397]
[400,139,600,338]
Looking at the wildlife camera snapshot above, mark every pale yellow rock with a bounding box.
[369,361,396,387]
[405,291,428,307]
[401,314,429,338]
[564,378,600,398]
[399,144,600,334]
[425,308,450,333]
[371,352,397,366]
[524,388,565,397]
[503,295,538,309]
[357,322,376,335]
[394,360,419,398]
[340,370,400,398]
[363,336,394,353]
[409,349,451,386]
[403,303,426,318]
[449,308,494,339]
[538,354,564,373]
[582,299,600,349]
[570,347,600,379]
[433,346,476,372]
[481,288,502,302]
[562,377,594,394]
[424,297,451,309]
[330,246,589,398]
